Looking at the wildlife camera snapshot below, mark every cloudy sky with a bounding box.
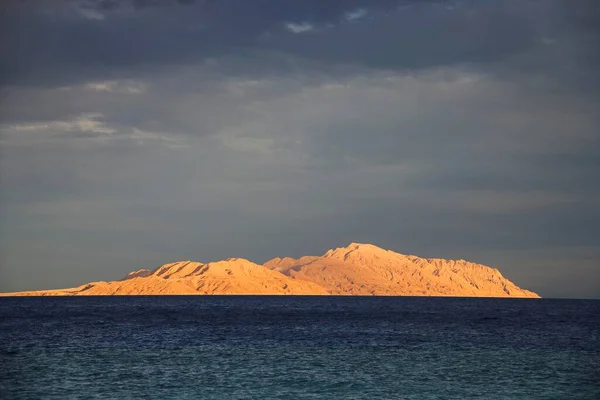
[1,0,599,297]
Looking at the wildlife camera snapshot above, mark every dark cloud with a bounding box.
[4,0,598,89]
[0,0,399,86]
[0,0,599,297]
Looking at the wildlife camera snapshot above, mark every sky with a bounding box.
[0,0,599,298]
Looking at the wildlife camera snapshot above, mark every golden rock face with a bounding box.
[2,243,539,297]
[264,243,539,298]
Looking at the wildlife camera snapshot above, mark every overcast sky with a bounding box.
[1,0,598,297]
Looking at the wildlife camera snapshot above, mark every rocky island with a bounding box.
[1,243,539,297]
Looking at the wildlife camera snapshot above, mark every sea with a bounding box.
[1,296,598,399]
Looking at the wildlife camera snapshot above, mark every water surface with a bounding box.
[1,297,598,399]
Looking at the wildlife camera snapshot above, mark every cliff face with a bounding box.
[264,243,539,298]
[1,243,539,297]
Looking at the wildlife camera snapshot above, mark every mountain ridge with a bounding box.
[0,243,540,297]
[263,243,537,297]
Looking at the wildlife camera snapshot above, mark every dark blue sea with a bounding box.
[1,297,598,399]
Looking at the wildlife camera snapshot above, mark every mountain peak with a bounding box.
[349,242,375,247]
[323,242,390,259]
[348,242,373,249]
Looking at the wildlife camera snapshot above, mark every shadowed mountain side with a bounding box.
[264,243,539,298]
[1,243,538,297]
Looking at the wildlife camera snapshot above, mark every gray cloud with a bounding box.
[1,0,599,297]
[4,0,597,88]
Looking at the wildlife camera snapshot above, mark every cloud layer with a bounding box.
[1,0,599,297]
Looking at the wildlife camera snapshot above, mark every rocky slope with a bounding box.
[3,259,328,296]
[264,243,539,297]
[1,243,539,297]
